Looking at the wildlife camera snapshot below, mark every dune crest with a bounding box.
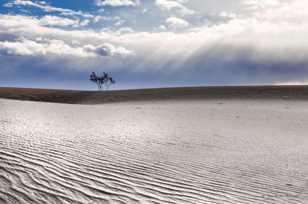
[1,85,308,104]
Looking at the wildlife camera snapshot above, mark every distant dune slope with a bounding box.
[0,86,308,104]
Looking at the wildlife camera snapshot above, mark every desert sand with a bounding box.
[0,86,308,203]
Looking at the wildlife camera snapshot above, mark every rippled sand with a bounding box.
[1,99,308,204]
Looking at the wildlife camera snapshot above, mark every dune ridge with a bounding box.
[1,85,308,104]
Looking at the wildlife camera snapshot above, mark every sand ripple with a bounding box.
[1,99,308,203]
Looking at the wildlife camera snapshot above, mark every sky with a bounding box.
[0,0,308,90]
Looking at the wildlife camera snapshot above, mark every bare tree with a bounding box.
[90,72,101,89]
[90,72,116,90]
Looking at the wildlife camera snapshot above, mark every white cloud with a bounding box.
[114,19,126,27]
[244,0,280,10]
[0,39,92,57]
[4,0,41,8]
[0,15,106,43]
[0,38,134,58]
[0,14,134,58]
[116,27,134,34]
[1,0,308,82]
[2,6,308,61]
[245,0,308,24]
[80,19,91,27]
[84,43,134,57]
[95,0,140,7]
[155,0,195,16]
[4,0,93,18]
[92,15,107,23]
[166,17,190,30]
[219,11,237,19]
[39,15,80,27]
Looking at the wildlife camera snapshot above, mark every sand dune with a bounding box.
[1,85,308,104]
[1,96,308,203]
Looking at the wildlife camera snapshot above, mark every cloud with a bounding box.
[95,0,140,7]
[166,16,189,30]
[219,11,237,20]
[245,0,308,24]
[2,0,308,86]
[38,15,81,27]
[84,43,134,56]
[244,0,280,10]
[2,2,308,63]
[0,38,94,57]
[116,27,134,34]
[155,0,195,16]
[4,0,93,18]
[4,0,42,8]
[0,15,106,43]
[2,5,308,70]
[0,37,134,58]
